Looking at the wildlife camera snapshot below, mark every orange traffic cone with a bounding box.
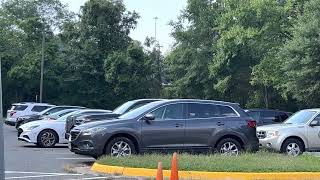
[156,162,163,180]
[170,152,179,180]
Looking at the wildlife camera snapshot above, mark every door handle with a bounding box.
[175,123,183,127]
[217,122,225,126]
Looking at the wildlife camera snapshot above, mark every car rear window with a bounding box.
[11,105,28,111]
[247,111,260,121]
[31,106,50,112]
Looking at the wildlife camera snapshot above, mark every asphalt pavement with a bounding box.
[3,124,108,180]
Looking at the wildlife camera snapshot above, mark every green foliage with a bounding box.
[104,42,153,105]
[1,0,320,112]
[97,151,320,172]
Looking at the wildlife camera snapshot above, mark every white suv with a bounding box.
[257,109,320,156]
[5,102,54,125]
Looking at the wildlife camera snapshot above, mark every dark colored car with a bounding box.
[15,106,85,129]
[65,99,161,140]
[246,109,292,126]
[69,99,259,158]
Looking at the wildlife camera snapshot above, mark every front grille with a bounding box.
[17,128,23,137]
[257,131,266,139]
[70,130,80,141]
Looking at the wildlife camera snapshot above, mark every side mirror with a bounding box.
[310,120,320,127]
[144,113,155,121]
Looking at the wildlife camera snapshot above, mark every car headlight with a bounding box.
[82,127,106,136]
[27,125,40,130]
[266,131,280,138]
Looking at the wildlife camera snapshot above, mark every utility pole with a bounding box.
[153,17,158,41]
[39,30,45,103]
[0,56,5,179]
[153,17,162,96]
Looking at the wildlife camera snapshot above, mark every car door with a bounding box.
[184,103,239,148]
[141,103,186,149]
[307,115,320,150]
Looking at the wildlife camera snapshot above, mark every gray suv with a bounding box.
[69,99,259,158]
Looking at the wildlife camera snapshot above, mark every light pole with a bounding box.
[0,56,5,179]
[153,17,158,41]
[39,30,45,103]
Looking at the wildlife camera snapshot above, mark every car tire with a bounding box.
[105,137,136,157]
[281,138,304,157]
[216,138,242,156]
[37,129,58,148]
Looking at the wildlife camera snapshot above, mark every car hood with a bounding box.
[73,118,132,131]
[20,120,64,129]
[257,123,304,131]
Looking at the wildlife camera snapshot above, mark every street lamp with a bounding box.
[0,56,5,179]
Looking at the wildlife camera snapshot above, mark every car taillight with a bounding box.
[10,111,16,117]
[247,119,256,128]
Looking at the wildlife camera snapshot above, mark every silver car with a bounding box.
[257,109,320,156]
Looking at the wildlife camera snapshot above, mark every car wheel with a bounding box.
[105,137,136,157]
[216,138,241,156]
[37,129,58,148]
[281,138,304,157]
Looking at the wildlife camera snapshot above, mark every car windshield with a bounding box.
[113,101,136,114]
[284,110,317,125]
[56,112,75,121]
[118,101,164,119]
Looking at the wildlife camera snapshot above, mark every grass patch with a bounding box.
[97,151,320,172]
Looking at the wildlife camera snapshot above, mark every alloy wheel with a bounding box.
[111,141,132,157]
[40,131,56,147]
[219,142,239,156]
[286,143,301,157]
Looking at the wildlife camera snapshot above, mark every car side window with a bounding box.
[151,106,166,120]
[247,111,260,121]
[188,103,219,118]
[163,104,184,120]
[187,103,237,118]
[31,106,49,112]
[275,112,289,122]
[260,111,276,122]
[217,105,238,117]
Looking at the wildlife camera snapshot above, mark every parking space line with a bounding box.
[5,174,80,179]
[56,157,94,160]
[5,171,81,176]
[68,177,109,180]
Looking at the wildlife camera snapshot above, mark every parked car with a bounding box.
[18,111,76,147]
[69,99,259,158]
[65,99,161,140]
[257,109,320,156]
[41,109,82,121]
[64,109,115,140]
[5,102,54,126]
[15,105,85,129]
[246,109,292,126]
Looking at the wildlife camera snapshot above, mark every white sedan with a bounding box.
[18,111,74,147]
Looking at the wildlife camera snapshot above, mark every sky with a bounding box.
[60,0,187,53]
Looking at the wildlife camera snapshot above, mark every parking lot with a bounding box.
[3,124,108,180]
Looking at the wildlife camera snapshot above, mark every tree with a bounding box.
[60,0,139,108]
[272,0,320,108]
[0,0,72,110]
[104,42,154,106]
[164,0,222,99]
